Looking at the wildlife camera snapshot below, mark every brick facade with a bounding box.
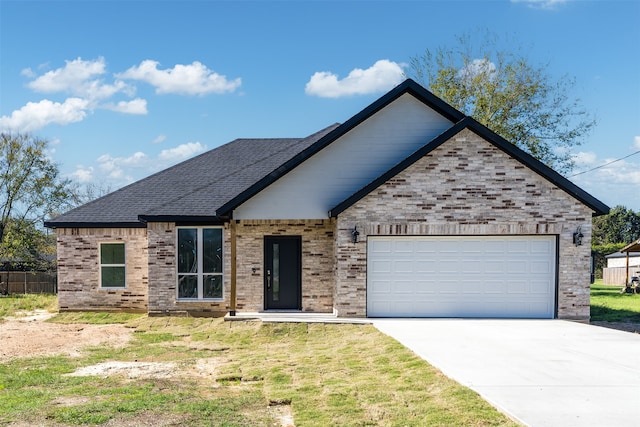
[56,227,148,312]
[54,130,595,320]
[335,129,593,320]
[234,219,335,313]
[146,222,231,316]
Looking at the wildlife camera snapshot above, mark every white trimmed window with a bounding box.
[177,227,223,300]
[100,242,126,288]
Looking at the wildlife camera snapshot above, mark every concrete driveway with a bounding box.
[373,319,640,427]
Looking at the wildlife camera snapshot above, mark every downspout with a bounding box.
[230,219,237,316]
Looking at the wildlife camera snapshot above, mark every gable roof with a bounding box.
[46,79,608,228]
[45,124,339,228]
[215,79,465,217]
[328,116,610,217]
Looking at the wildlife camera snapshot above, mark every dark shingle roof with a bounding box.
[45,124,340,228]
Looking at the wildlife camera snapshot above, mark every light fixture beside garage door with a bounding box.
[351,226,360,243]
[573,226,584,246]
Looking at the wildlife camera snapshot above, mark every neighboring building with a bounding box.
[45,79,608,320]
[603,250,640,285]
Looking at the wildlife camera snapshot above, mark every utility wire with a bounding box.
[569,149,640,178]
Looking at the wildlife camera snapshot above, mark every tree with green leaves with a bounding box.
[590,205,640,279]
[592,205,640,246]
[408,30,595,174]
[0,133,75,270]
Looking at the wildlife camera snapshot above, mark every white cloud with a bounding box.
[102,98,148,115]
[572,151,598,167]
[458,58,497,82]
[633,136,640,150]
[152,135,167,144]
[511,0,569,9]
[570,151,640,210]
[97,151,148,180]
[0,98,89,132]
[26,57,134,102]
[69,166,94,183]
[305,59,405,98]
[89,142,207,185]
[27,57,106,93]
[158,142,206,161]
[117,60,241,95]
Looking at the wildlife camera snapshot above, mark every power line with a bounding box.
[569,149,640,178]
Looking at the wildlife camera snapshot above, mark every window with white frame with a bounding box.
[100,242,126,288]
[177,227,223,299]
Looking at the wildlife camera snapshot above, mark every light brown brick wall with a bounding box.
[335,129,594,320]
[235,219,335,313]
[56,227,148,312]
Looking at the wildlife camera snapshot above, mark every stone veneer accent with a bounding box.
[56,227,148,312]
[234,219,335,313]
[335,129,593,320]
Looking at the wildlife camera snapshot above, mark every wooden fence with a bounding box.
[0,271,57,294]
[602,267,640,286]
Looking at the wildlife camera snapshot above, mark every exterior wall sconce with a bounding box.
[351,226,360,243]
[573,226,584,246]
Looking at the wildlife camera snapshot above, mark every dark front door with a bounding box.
[264,236,301,310]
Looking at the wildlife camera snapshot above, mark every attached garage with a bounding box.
[367,236,557,318]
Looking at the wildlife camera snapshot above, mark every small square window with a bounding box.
[100,243,126,288]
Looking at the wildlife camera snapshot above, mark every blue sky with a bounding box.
[1,0,639,211]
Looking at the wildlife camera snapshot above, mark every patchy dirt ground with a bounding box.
[0,311,132,361]
[1,311,637,363]
[1,312,634,427]
[1,312,295,427]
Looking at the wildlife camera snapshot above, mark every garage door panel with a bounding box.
[507,240,529,253]
[461,261,483,274]
[370,259,391,273]
[507,261,527,274]
[367,236,556,318]
[415,260,437,273]
[531,260,552,274]
[485,281,507,294]
[507,280,528,293]
[484,260,505,274]
[462,280,484,294]
[440,260,459,273]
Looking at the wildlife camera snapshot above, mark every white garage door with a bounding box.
[367,236,556,318]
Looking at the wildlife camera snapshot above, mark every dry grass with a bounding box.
[0,313,518,426]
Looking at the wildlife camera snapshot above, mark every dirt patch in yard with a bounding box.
[0,311,132,361]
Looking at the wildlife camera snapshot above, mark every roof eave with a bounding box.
[138,215,226,225]
[44,221,146,229]
[621,239,640,253]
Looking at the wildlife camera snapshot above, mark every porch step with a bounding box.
[224,311,372,324]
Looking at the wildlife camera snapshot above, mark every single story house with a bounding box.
[45,79,609,320]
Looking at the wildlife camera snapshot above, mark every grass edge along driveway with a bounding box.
[0,309,518,426]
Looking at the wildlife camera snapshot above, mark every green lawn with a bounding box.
[0,292,57,319]
[0,296,517,426]
[590,280,640,323]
